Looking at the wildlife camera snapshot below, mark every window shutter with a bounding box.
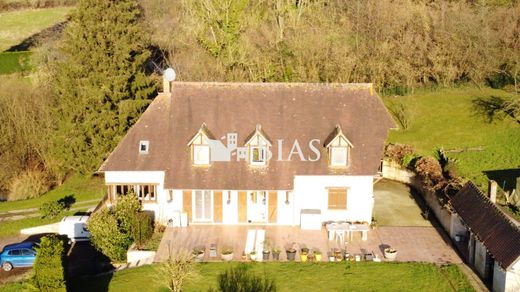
[328,188,347,210]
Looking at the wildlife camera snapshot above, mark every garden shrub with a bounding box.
[133,212,153,249]
[384,143,415,165]
[40,200,65,218]
[88,208,132,262]
[7,170,49,201]
[33,235,66,292]
[114,193,141,234]
[415,156,444,187]
[215,265,276,292]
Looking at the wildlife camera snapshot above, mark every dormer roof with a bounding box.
[187,123,215,146]
[244,124,272,147]
[324,124,354,148]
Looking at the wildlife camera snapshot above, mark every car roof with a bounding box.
[61,215,89,223]
[2,241,37,251]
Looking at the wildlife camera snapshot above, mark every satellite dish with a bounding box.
[164,67,176,81]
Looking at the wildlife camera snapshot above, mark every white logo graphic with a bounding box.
[205,133,320,163]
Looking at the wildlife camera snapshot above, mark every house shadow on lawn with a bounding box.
[66,242,114,292]
[484,168,520,193]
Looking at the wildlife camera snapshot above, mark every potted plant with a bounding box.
[192,247,205,262]
[241,252,247,261]
[262,249,270,261]
[333,248,343,262]
[249,251,257,261]
[221,247,233,262]
[384,247,397,260]
[314,250,322,262]
[327,251,335,262]
[286,247,296,261]
[300,247,309,262]
[272,248,281,261]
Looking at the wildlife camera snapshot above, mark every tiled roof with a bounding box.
[451,181,520,269]
[100,82,395,190]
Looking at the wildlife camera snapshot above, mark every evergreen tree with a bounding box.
[52,0,155,174]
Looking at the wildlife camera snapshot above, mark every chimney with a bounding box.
[163,76,171,94]
[163,67,176,94]
[488,180,497,204]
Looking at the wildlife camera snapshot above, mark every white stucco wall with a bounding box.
[277,191,295,225]
[293,175,374,225]
[494,260,520,292]
[104,171,182,224]
[474,240,488,278]
[222,191,238,224]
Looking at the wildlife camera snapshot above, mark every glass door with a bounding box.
[247,191,268,223]
[193,190,213,222]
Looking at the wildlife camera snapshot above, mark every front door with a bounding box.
[193,190,213,222]
[247,191,268,223]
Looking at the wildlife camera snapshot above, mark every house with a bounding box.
[450,181,520,292]
[98,76,395,228]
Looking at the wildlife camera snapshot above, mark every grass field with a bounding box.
[0,51,31,73]
[0,7,70,51]
[0,175,104,238]
[385,86,520,192]
[57,262,474,292]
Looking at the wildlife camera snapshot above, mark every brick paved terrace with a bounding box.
[155,225,461,264]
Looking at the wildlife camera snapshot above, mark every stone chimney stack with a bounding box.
[163,76,171,94]
[488,180,497,204]
[163,68,176,94]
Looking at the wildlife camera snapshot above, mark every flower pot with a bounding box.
[315,254,322,262]
[300,254,308,262]
[262,251,270,261]
[384,248,397,261]
[222,253,233,262]
[328,255,335,262]
[272,252,280,261]
[286,250,296,261]
[250,253,257,261]
[195,252,205,262]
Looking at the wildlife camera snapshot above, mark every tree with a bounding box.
[157,249,196,292]
[52,0,156,175]
[88,207,132,262]
[33,235,66,292]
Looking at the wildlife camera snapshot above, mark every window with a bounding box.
[116,184,133,196]
[8,250,21,256]
[138,184,157,202]
[328,188,347,210]
[193,145,210,165]
[22,249,35,256]
[330,147,347,167]
[251,147,267,165]
[139,140,149,154]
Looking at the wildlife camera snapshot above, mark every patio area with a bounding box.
[154,224,462,264]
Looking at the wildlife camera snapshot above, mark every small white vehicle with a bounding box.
[59,216,91,242]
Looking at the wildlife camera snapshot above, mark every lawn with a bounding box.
[0,7,71,51]
[385,86,520,192]
[61,262,473,292]
[0,175,104,238]
[0,51,31,74]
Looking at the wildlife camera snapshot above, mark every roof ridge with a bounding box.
[171,81,374,90]
[465,181,520,231]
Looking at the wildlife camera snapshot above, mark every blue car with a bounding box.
[0,241,38,271]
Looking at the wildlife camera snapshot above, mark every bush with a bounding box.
[384,144,415,165]
[7,170,50,201]
[114,193,142,234]
[33,235,66,291]
[215,265,276,292]
[88,208,133,262]
[133,212,153,249]
[415,156,444,187]
[158,250,196,292]
[40,200,65,218]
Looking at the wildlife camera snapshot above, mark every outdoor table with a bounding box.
[347,223,369,241]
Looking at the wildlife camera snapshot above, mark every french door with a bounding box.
[193,190,213,222]
[247,191,268,223]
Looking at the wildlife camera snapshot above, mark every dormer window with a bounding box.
[245,124,272,167]
[193,145,210,165]
[324,125,353,168]
[139,140,149,154]
[188,123,213,166]
[330,146,347,166]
